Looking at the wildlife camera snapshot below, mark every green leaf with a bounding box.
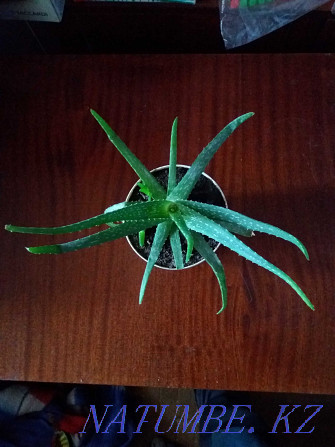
[26,217,168,254]
[169,209,194,263]
[179,204,314,310]
[192,232,227,314]
[139,221,172,304]
[139,230,145,247]
[214,219,254,238]
[177,200,308,259]
[168,117,178,195]
[169,225,184,269]
[138,181,153,200]
[90,109,166,200]
[5,200,173,235]
[136,183,152,247]
[167,113,254,201]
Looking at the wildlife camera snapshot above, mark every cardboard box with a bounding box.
[0,0,65,22]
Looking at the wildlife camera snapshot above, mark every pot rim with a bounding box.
[125,164,228,270]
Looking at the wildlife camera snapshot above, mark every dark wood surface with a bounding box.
[1,54,335,393]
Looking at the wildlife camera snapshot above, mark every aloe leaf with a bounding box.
[137,182,152,248]
[104,202,132,214]
[169,225,184,269]
[5,200,173,235]
[177,200,308,259]
[26,218,168,254]
[104,202,134,226]
[169,209,194,263]
[139,221,172,304]
[168,113,254,201]
[168,117,178,195]
[90,109,166,200]
[214,219,254,238]
[139,230,145,247]
[138,181,153,200]
[179,204,314,310]
[192,231,227,314]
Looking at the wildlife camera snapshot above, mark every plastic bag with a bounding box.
[220,0,330,49]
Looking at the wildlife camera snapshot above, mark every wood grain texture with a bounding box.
[0,54,334,393]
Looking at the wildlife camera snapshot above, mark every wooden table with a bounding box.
[1,54,334,393]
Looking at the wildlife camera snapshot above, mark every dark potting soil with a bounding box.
[127,166,227,269]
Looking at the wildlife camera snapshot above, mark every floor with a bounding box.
[126,386,335,446]
[1,380,334,445]
[129,386,199,446]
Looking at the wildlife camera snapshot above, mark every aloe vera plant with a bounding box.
[5,110,314,313]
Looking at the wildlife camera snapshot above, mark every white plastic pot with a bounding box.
[125,165,227,270]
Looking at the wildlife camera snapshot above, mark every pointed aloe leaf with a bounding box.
[168,117,178,195]
[26,217,168,254]
[5,200,173,235]
[168,113,254,201]
[169,225,184,269]
[192,231,227,314]
[168,208,194,263]
[90,109,166,200]
[177,200,308,259]
[179,204,314,310]
[139,221,172,304]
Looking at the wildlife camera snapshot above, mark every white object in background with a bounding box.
[0,0,65,22]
